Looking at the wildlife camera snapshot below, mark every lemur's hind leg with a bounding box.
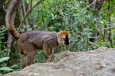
[23,50,37,68]
[20,41,37,68]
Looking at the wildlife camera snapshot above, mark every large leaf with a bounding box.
[0,57,10,63]
[0,67,13,71]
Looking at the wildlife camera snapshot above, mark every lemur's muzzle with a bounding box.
[64,35,69,45]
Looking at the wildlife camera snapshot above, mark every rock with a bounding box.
[3,47,115,76]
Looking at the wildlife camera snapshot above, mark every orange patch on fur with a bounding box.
[59,31,70,36]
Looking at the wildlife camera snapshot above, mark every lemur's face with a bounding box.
[57,31,70,45]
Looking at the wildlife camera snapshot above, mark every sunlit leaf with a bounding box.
[0,57,10,63]
[0,67,13,71]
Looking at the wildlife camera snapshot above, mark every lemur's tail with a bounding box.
[5,0,21,39]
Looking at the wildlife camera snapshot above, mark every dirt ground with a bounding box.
[3,47,115,76]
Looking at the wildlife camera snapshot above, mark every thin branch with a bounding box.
[21,0,28,31]
[19,0,44,29]
[86,0,97,9]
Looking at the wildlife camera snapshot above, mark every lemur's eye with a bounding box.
[61,35,65,38]
[61,38,65,40]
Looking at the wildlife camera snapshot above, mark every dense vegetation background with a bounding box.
[0,0,115,74]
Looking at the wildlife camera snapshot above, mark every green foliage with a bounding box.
[0,26,7,57]
[34,50,46,62]
[0,26,18,74]
[0,57,13,74]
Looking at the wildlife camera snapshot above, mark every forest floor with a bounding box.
[3,47,115,76]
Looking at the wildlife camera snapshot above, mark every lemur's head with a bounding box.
[57,31,70,45]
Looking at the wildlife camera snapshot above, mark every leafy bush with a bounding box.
[0,26,7,56]
[0,57,13,74]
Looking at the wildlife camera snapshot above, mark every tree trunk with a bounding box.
[88,0,105,42]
